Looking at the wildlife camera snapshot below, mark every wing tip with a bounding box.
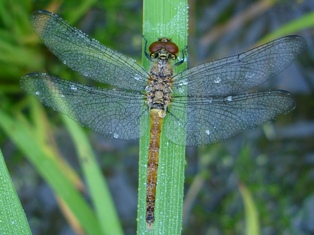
[32,9,54,17]
[31,10,58,36]
[284,35,307,52]
[21,72,46,79]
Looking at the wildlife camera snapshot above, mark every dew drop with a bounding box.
[70,85,77,91]
[178,87,184,93]
[226,96,232,102]
[145,86,152,92]
[245,73,255,79]
[179,79,188,86]
[63,60,67,64]
[134,74,141,80]
[35,91,40,96]
[214,77,221,83]
[205,130,211,135]
[113,133,119,139]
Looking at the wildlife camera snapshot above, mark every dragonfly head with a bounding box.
[149,38,178,61]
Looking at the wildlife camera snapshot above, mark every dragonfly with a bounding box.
[21,10,306,230]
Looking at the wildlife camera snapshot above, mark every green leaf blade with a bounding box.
[0,149,32,235]
[138,0,188,234]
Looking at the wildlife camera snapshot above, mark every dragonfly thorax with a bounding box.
[146,53,174,118]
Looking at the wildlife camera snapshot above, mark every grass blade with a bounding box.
[259,11,314,43]
[0,149,32,235]
[63,116,124,235]
[138,0,188,234]
[0,108,103,235]
[239,182,260,235]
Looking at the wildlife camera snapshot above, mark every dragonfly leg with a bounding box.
[174,45,188,66]
[142,35,153,62]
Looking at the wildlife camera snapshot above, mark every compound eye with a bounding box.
[149,41,163,53]
[164,42,179,54]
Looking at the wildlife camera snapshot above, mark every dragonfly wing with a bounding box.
[165,91,295,146]
[21,73,149,140]
[31,10,148,91]
[173,36,306,96]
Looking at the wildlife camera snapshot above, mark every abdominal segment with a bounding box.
[146,109,163,229]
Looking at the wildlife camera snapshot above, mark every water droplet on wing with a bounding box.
[214,77,221,83]
[70,85,77,91]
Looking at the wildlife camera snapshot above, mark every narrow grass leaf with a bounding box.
[239,182,260,235]
[138,0,188,234]
[0,110,103,235]
[63,116,124,235]
[259,11,314,43]
[0,149,32,235]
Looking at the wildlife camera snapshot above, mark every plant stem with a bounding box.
[137,0,188,234]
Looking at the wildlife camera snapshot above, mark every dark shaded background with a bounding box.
[0,0,313,234]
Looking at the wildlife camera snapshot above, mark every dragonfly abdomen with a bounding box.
[146,109,164,229]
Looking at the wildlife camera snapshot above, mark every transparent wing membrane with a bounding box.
[167,91,295,146]
[21,73,148,140]
[31,10,148,91]
[174,36,306,96]
[22,11,306,146]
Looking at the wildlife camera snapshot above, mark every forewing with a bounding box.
[165,91,295,146]
[31,10,148,91]
[173,36,306,96]
[21,73,149,140]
